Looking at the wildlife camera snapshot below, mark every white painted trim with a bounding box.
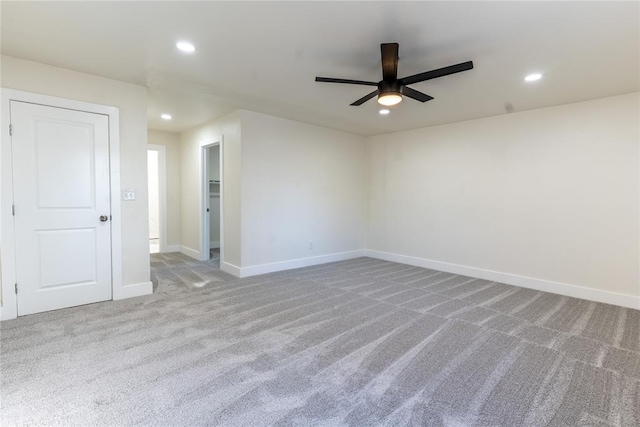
[0,90,17,320]
[113,281,153,300]
[164,244,180,253]
[221,261,242,277]
[107,104,125,303]
[365,250,640,309]
[237,250,366,278]
[199,139,223,264]
[219,136,225,267]
[180,245,200,260]
[0,88,124,320]
[209,241,220,249]
[147,144,167,253]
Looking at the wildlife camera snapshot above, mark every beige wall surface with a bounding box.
[1,55,150,294]
[367,92,640,299]
[3,54,636,309]
[177,110,367,270]
[240,111,367,267]
[148,129,181,248]
[178,111,241,265]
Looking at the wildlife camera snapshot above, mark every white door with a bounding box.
[11,101,112,316]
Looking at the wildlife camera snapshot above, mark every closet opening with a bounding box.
[201,142,222,268]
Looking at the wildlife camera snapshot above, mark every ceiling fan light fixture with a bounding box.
[377,80,403,106]
[314,43,473,107]
[378,93,402,106]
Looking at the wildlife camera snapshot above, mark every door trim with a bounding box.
[147,144,167,253]
[0,88,122,320]
[199,139,224,264]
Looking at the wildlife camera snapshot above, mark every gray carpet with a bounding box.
[1,254,639,426]
[209,248,221,269]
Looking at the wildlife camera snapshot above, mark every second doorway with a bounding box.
[203,143,221,266]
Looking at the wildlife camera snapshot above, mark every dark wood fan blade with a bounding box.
[402,86,434,102]
[350,90,378,106]
[315,77,378,86]
[401,61,474,85]
[381,43,399,81]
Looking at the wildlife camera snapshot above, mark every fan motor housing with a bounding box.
[378,80,403,97]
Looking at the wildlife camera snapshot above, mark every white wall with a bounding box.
[148,129,181,248]
[0,55,150,298]
[3,59,635,311]
[178,110,367,273]
[240,111,367,269]
[367,92,640,305]
[179,111,242,265]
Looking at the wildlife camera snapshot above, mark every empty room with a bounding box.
[1,1,638,426]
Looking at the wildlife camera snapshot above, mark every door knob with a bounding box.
[99,215,109,222]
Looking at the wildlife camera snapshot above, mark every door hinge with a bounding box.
[15,283,17,294]
[12,204,15,216]
[9,124,12,136]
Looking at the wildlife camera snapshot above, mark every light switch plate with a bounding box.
[123,189,136,201]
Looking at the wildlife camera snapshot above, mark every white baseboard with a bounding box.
[365,250,640,309]
[0,306,17,321]
[180,245,201,260]
[209,241,220,249]
[163,244,180,253]
[221,261,242,277]
[238,250,366,278]
[113,281,153,300]
[1,281,154,321]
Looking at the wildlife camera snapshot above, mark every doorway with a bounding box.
[147,144,167,254]
[201,142,222,267]
[1,93,121,318]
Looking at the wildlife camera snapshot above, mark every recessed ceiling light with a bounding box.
[379,109,390,115]
[176,41,196,53]
[161,114,172,120]
[524,73,543,82]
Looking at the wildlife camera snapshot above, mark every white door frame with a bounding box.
[147,144,167,253]
[199,139,224,264]
[0,88,122,321]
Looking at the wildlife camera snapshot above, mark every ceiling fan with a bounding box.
[315,43,473,107]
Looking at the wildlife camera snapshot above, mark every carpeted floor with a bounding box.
[209,247,221,269]
[1,254,639,426]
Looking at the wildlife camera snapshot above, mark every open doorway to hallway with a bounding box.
[148,150,160,253]
[147,144,167,254]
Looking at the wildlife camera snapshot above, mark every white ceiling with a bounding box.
[2,1,638,136]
